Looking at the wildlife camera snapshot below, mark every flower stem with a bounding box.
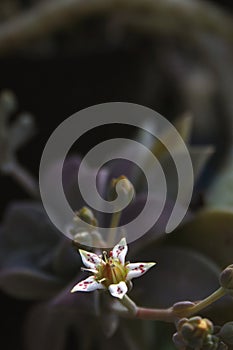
[136,307,175,322]
[120,294,138,315]
[107,210,122,247]
[116,287,227,323]
[175,287,227,318]
[110,210,122,229]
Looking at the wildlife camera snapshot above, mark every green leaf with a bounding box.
[207,152,233,211]
[167,209,233,268]
[0,267,64,299]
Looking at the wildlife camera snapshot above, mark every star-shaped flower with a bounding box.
[71,238,156,299]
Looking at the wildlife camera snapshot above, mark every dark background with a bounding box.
[0,1,232,349]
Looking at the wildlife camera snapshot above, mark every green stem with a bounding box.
[107,210,122,247]
[120,294,138,315]
[110,210,122,229]
[176,287,227,318]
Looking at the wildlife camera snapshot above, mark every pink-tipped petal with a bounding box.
[126,262,156,280]
[79,249,103,269]
[112,238,128,264]
[108,281,128,299]
[71,276,104,293]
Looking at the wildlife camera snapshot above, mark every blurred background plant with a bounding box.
[0,0,233,349]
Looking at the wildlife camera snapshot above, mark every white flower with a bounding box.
[71,238,156,299]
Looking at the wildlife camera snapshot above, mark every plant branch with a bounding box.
[136,306,175,322]
[174,287,227,318]
[115,287,227,323]
[3,160,40,199]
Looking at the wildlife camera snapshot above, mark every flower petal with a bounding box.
[71,276,104,293]
[126,262,156,280]
[79,249,103,269]
[112,238,128,264]
[108,281,128,299]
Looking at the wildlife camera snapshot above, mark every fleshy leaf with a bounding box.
[0,267,64,299]
[131,244,220,308]
[207,150,233,211]
[24,280,102,350]
[167,209,233,268]
[0,202,60,249]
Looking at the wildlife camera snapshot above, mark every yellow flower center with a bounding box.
[95,258,128,287]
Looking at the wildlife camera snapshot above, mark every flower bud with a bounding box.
[109,175,134,204]
[219,322,233,345]
[173,301,195,315]
[177,317,214,349]
[74,206,98,227]
[0,90,17,116]
[68,207,99,245]
[220,265,233,292]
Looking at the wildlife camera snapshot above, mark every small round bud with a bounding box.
[172,332,186,349]
[0,90,17,115]
[68,207,99,245]
[219,322,233,345]
[74,207,98,226]
[220,265,233,291]
[173,301,195,315]
[109,175,135,205]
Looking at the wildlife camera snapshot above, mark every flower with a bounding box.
[71,237,156,299]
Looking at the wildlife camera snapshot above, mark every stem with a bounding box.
[107,210,122,247]
[136,306,175,323]
[110,210,122,229]
[4,161,40,199]
[115,287,227,323]
[176,287,227,318]
[120,294,138,315]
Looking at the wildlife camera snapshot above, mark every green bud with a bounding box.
[0,90,17,117]
[219,322,233,345]
[220,265,233,291]
[68,207,99,246]
[74,206,98,226]
[109,175,134,203]
[177,317,214,349]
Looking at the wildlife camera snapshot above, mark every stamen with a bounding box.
[103,251,108,263]
[81,267,96,273]
[98,278,107,283]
